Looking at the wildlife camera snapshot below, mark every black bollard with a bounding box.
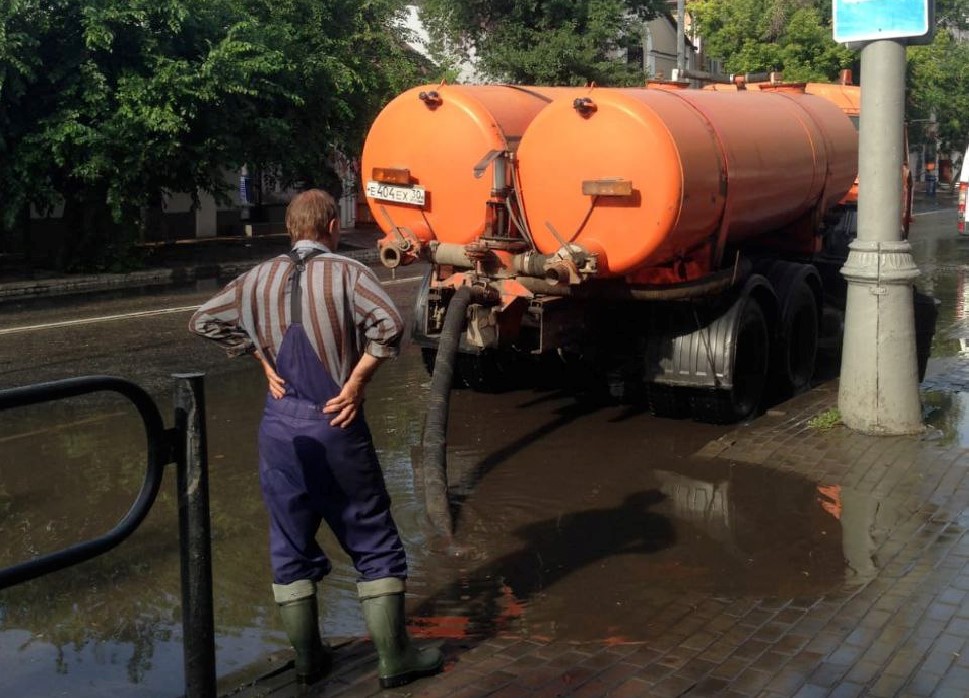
[173,373,216,698]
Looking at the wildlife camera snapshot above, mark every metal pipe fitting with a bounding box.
[511,251,552,277]
[427,242,475,268]
[543,260,575,286]
[517,261,747,301]
[379,243,403,268]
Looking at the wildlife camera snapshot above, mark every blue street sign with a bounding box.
[833,0,931,43]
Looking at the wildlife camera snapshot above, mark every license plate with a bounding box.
[366,181,426,207]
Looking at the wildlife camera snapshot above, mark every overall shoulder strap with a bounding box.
[287,249,326,324]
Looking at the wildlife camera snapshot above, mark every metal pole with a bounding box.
[173,373,217,698]
[676,0,686,73]
[838,40,923,433]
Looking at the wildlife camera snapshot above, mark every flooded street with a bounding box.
[413,389,848,643]
[911,205,969,444]
[1,201,967,697]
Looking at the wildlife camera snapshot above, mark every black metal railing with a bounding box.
[0,374,216,698]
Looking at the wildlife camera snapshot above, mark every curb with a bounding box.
[0,246,381,304]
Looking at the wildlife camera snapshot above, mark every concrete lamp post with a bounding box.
[837,36,924,434]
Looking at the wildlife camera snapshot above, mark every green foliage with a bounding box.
[419,0,667,85]
[937,0,969,31]
[808,407,841,431]
[690,0,969,153]
[690,0,854,81]
[908,13,969,150]
[240,0,427,195]
[0,0,423,271]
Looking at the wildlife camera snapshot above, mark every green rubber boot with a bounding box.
[358,578,444,689]
[273,580,332,685]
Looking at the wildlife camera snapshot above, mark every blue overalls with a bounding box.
[257,249,407,585]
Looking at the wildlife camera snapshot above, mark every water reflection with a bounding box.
[923,390,969,446]
[0,345,439,698]
[0,329,921,695]
[0,391,279,697]
[816,483,901,583]
[407,394,853,644]
[911,222,969,445]
[911,227,969,359]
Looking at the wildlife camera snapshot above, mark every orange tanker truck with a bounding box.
[361,80,873,424]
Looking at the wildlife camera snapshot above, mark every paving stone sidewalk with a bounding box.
[220,357,969,698]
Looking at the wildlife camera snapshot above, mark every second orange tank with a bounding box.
[515,87,858,277]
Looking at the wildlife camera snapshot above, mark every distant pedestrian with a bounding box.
[926,161,938,198]
[188,189,443,688]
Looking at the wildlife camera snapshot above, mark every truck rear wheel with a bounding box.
[421,347,438,377]
[691,297,770,424]
[457,351,518,392]
[647,384,691,419]
[421,348,519,392]
[778,282,818,395]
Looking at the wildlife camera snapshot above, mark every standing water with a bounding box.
[0,348,433,697]
[0,335,857,696]
[46,219,969,695]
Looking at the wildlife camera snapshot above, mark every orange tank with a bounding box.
[802,82,860,118]
[802,83,862,206]
[361,84,578,248]
[515,88,859,277]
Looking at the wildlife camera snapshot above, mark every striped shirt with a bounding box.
[189,241,403,386]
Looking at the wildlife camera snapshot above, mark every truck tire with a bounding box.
[778,282,818,395]
[422,348,522,392]
[456,351,514,392]
[421,347,438,377]
[647,384,691,419]
[691,297,770,424]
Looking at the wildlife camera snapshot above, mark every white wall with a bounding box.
[403,5,483,83]
[644,14,697,79]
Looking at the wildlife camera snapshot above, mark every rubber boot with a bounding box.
[358,578,444,688]
[273,580,332,685]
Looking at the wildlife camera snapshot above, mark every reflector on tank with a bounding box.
[582,179,634,197]
[371,167,412,185]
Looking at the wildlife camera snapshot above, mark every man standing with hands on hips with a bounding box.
[189,189,443,688]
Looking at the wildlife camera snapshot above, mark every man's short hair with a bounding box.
[286,189,339,243]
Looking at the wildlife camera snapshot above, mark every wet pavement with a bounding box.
[4,196,969,697]
[225,198,969,698]
[229,388,969,698]
[0,228,383,303]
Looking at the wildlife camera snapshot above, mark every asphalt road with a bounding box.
[0,263,430,396]
[0,197,959,395]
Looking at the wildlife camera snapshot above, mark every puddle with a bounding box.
[408,399,857,643]
[923,388,969,446]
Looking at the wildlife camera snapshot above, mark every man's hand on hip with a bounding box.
[323,379,364,427]
[257,354,286,399]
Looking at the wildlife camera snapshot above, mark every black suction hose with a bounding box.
[421,285,475,538]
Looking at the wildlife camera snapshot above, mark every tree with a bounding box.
[689,0,854,81]
[908,0,969,151]
[690,0,969,153]
[936,0,969,32]
[0,0,423,271]
[419,0,667,86]
[239,0,428,197]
